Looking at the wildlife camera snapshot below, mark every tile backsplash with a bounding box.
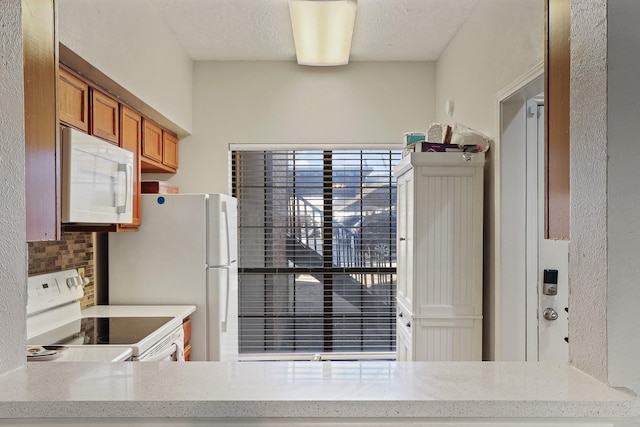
[27,232,95,309]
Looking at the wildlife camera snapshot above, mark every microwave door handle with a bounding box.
[115,163,129,214]
[125,163,132,212]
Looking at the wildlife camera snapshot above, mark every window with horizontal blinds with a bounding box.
[231,148,401,359]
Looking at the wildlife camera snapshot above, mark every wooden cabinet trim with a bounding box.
[545,0,570,240]
[24,0,60,241]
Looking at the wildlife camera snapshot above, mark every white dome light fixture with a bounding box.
[288,0,357,66]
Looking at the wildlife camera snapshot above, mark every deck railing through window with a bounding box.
[232,148,401,359]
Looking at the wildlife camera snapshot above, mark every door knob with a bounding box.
[543,307,559,321]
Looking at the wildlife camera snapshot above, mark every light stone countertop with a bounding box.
[80,305,196,319]
[46,346,133,362]
[0,361,638,421]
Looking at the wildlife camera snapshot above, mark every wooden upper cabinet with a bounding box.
[545,0,570,240]
[58,67,89,133]
[163,131,179,170]
[142,118,163,163]
[91,88,119,144]
[141,118,179,173]
[117,106,142,231]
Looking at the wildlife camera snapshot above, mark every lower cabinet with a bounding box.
[183,318,192,361]
[398,303,483,361]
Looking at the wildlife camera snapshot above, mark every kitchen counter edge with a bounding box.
[0,361,638,421]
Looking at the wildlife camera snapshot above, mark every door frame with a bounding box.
[525,98,544,361]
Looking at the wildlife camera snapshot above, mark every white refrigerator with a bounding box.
[108,193,238,361]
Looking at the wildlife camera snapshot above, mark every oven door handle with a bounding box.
[141,343,178,362]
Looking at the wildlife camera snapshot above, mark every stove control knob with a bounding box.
[66,277,81,288]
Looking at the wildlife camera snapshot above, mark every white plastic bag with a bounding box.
[450,123,492,154]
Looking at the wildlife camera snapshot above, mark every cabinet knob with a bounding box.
[399,237,406,241]
[405,321,411,328]
[398,312,403,318]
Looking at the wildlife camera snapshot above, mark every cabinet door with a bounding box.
[142,119,163,164]
[91,88,119,144]
[141,119,178,173]
[162,131,179,170]
[396,170,414,310]
[117,106,142,230]
[58,67,89,132]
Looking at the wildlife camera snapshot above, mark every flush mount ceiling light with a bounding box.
[288,0,357,66]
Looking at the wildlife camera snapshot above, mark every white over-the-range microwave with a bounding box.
[61,127,134,224]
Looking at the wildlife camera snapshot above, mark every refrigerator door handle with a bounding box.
[222,200,232,265]
[220,266,229,332]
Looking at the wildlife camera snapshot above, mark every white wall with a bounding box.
[171,61,436,193]
[57,0,193,133]
[434,0,544,360]
[0,0,27,375]
[606,0,640,392]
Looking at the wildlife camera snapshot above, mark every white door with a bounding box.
[395,169,414,311]
[525,102,569,361]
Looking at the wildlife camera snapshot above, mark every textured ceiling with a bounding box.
[149,0,481,61]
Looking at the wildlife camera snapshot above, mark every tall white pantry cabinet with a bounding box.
[394,152,485,361]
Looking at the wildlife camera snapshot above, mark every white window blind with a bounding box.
[231,149,401,359]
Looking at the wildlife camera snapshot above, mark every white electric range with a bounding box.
[27,269,195,362]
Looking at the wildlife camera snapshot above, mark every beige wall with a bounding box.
[0,0,27,375]
[434,0,544,360]
[169,61,436,194]
[434,0,544,133]
[57,0,194,133]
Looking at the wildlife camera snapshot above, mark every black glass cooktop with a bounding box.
[28,316,173,346]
